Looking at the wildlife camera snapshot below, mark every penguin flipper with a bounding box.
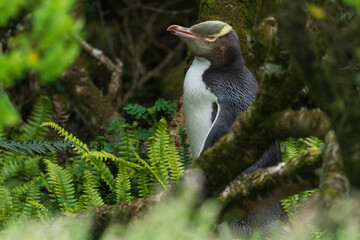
[200,102,232,155]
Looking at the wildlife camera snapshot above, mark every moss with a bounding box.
[198,0,262,59]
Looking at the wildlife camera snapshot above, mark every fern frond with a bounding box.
[117,123,138,163]
[22,96,53,140]
[147,118,172,187]
[25,200,52,221]
[150,98,176,117]
[283,141,299,161]
[131,146,167,190]
[178,125,191,168]
[43,159,77,211]
[83,151,143,169]
[0,154,41,179]
[137,170,152,198]
[81,153,116,190]
[123,103,147,119]
[24,183,41,218]
[115,162,132,202]
[303,137,323,148]
[82,151,143,191]
[281,189,318,222]
[11,175,43,196]
[166,140,184,183]
[0,140,73,155]
[82,168,104,207]
[40,122,90,154]
[0,185,13,228]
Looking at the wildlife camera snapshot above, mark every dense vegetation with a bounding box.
[1,0,360,239]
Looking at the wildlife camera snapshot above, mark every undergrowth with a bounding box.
[0,96,331,239]
[0,96,189,229]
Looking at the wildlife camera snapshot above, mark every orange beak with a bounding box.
[167,25,197,39]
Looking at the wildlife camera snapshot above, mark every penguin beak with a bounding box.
[167,25,197,39]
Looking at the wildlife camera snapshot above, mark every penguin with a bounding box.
[167,21,282,235]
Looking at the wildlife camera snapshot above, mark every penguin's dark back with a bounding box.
[203,64,258,121]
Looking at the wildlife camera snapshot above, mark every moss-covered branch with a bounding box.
[314,131,349,208]
[193,106,328,198]
[218,148,322,222]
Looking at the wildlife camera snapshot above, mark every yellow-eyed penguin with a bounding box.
[167,21,282,235]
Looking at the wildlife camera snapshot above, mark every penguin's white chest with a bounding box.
[183,58,218,159]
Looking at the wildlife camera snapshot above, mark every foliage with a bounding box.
[281,136,323,162]
[1,181,360,240]
[280,137,323,223]
[123,98,176,127]
[0,140,73,155]
[0,97,186,230]
[0,0,83,126]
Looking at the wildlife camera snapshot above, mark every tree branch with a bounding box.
[218,148,322,222]
[79,39,124,103]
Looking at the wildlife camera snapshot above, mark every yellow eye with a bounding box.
[205,35,217,42]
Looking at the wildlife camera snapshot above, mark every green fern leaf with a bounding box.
[0,140,73,155]
[22,96,52,140]
[147,118,172,187]
[40,122,90,154]
[150,98,176,117]
[132,145,167,190]
[166,140,184,183]
[43,159,77,211]
[137,169,152,198]
[124,103,147,119]
[82,168,104,207]
[178,125,191,168]
[115,162,132,202]
[0,153,41,179]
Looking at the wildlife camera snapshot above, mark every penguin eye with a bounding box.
[205,35,217,42]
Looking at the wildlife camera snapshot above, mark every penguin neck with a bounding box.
[205,47,245,70]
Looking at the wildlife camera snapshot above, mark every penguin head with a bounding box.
[167,21,242,66]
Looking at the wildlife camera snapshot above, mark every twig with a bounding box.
[79,39,123,103]
[120,41,184,107]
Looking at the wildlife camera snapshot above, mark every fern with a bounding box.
[83,154,116,191]
[43,159,77,211]
[0,140,73,155]
[178,125,191,169]
[115,162,132,202]
[82,167,104,207]
[147,119,171,188]
[22,96,53,140]
[124,98,176,122]
[281,189,318,222]
[83,151,143,169]
[0,153,41,179]
[123,104,147,119]
[0,185,13,228]
[131,147,167,190]
[11,175,43,196]
[147,118,185,187]
[136,170,152,198]
[40,122,90,154]
[281,136,323,161]
[166,140,184,183]
[25,200,52,222]
[149,98,176,117]
[24,183,41,218]
[280,136,323,223]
